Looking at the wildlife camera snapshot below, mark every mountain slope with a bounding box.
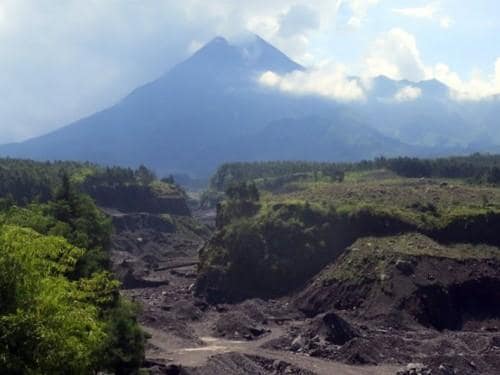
[0,36,331,173]
[1,35,496,176]
[352,76,481,148]
[214,115,420,163]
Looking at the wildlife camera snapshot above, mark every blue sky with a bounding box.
[328,1,500,78]
[0,0,499,142]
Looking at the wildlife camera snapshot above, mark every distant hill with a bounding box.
[1,35,499,176]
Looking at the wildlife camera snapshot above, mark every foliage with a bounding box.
[49,173,113,277]
[101,299,146,374]
[210,161,345,191]
[209,154,500,195]
[323,233,500,284]
[372,154,500,183]
[0,159,90,205]
[226,182,260,202]
[0,172,146,373]
[216,182,261,229]
[135,165,157,185]
[0,225,106,374]
[0,157,169,207]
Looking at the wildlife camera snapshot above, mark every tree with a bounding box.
[0,226,106,373]
[161,174,176,185]
[226,182,260,202]
[487,167,500,184]
[135,165,156,185]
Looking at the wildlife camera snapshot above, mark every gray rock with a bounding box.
[290,335,306,352]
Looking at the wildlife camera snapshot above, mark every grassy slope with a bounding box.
[261,170,500,230]
[324,233,500,283]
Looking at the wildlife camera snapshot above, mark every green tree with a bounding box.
[135,165,156,185]
[0,226,106,374]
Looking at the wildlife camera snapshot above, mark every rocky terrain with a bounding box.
[104,174,500,374]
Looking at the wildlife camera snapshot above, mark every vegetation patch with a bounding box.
[197,186,422,302]
[0,158,187,215]
[322,233,500,283]
[0,165,147,373]
[198,162,500,302]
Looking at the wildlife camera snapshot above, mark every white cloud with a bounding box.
[259,63,365,101]
[188,40,204,54]
[0,4,6,31]
[393,4,437,19]
[363,28,500,100]
[262,18,499,103]
[347,17,362,29]
[440,16,452,29]
[364,28,426,82]
[279,4,320,37]
[259,71,281,86]
[430,60,500,101]
[393,2,452,29]
[496,58,500,87]
[394,86,422,102]
[336,0,380,30]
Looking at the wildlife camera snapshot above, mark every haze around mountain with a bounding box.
[1,34,499,176]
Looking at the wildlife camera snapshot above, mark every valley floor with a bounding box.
[109,207,500,375]
[124,259,398,375]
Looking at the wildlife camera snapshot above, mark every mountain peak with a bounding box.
[235,34,303,73]
[189,36,236,64]
[211,36,229,44]
[416,78,449,94]
[201,36,230,51]
[180,34,302,76]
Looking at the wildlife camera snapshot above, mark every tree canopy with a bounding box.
[0,170,146,374]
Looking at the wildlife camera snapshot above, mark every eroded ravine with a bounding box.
[110,204,500,374]
[109,204,400,374]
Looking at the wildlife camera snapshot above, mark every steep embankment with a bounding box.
[196,197,500,303]
[79,168,201,289]
[196,201,417,302]
[86,183,190,215]
[296,233,500,330]
[104,185,208,289]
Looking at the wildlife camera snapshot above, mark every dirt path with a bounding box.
[144,322,400,375]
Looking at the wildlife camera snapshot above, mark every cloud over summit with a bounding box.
[259,64,365,102]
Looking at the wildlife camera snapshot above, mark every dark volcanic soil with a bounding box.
[107,207,500,375]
